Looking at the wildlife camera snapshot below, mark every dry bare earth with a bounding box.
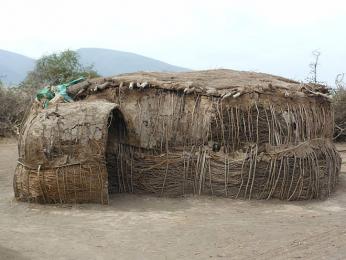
[0,140,346,260]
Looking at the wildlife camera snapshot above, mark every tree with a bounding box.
[0,50,100,136]
[306,50,321,84]
[20,50,99,92]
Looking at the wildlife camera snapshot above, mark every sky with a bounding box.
[1,0,345,85]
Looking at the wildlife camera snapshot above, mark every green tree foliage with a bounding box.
[0,50,100,136]
[20,50,99,93]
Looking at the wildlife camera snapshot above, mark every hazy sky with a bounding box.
[1,0,345,85]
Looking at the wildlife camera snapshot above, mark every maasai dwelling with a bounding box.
[13,69,341,204]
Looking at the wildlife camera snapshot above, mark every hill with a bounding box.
[76,48,188,76]
[0,48,188,85]
[0,50,35,85]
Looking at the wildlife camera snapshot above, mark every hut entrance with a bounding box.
[106,108,128,194]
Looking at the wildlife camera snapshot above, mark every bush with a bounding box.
[0,84,31,137]
[333,84,346,141]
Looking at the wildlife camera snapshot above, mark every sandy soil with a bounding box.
[0,141,346,260]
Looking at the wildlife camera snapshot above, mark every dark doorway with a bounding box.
[106,108,128,194]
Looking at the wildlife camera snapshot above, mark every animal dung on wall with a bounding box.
[14,69,341,204]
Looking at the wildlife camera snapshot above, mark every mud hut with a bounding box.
[13,69,341,204]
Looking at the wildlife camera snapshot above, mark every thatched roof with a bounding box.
[68,69,330,101]
[116,69,300,89]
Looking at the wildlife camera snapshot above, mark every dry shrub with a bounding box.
[333,85,346,141]
[0,85,31,137]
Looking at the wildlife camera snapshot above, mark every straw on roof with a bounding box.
[68,69,330,100]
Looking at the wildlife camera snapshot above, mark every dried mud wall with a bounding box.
[14,101,116,204]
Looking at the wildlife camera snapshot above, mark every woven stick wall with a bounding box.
[101,91,340,200]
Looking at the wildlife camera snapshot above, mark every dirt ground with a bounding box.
[0,140,346,260]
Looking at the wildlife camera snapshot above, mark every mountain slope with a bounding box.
[0,50,35,85]
[77,48,188,76]
[0,48,188,85]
